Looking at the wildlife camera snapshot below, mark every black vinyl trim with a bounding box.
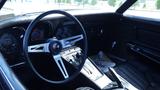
[116,0,137,14]
[0,0,6,10]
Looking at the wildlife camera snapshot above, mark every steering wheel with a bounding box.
[23,10,88,84]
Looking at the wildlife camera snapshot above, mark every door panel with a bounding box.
[115,16,160,64]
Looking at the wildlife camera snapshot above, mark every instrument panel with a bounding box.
[0,21,54,66]
[0,20,78,66]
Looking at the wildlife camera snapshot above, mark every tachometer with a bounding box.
[55,21,77,39]
[0,33,19,54]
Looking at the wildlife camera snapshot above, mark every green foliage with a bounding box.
[118,1,123,6]
[108,0,116,7]
[62,0,65,3]
[83,0,89,5]
[75,0,82,3]
[91,0,97,5]
[143,3,146,8]
[66,0,71,3]
[55,0,96,5]
[132,1,139,9]
[156,0,160,9]
[75,0,92,5]
[57,0,61,3]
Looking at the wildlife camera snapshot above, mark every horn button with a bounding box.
[49,41,62,55]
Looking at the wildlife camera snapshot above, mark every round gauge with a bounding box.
[31,28,44,41]
[55,27,72,39]
[31,21,53,41]
[55,21,77,39]
[0,33,19,54]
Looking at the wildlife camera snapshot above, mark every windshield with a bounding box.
[0,0,125,17]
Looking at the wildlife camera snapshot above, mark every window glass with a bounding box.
[1,0,125,16]
[124,0,160,19]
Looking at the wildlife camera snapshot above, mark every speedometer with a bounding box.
[31,28,44,41]
[55,21,77,39]
[31,21,53,41]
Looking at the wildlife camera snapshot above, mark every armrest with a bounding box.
[127,43,160,64]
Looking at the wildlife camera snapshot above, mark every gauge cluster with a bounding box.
[0,21,54,66]
[0,27,24,54]
[0,26,25,66]
[0,19,79,67]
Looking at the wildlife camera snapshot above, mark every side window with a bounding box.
[124,0,160,19]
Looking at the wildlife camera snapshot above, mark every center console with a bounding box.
[61,47,138,90]
[81,58,113,89]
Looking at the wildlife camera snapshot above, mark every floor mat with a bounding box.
[90,51,116,73]
[90,52,160,90]
[114,62,160,90]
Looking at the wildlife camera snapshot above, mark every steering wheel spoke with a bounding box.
[60,34,83,48]
[53,54,69,79]
[28,43,50,53]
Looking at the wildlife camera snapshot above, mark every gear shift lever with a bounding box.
[98,51,104,60]
[108,67,123,88]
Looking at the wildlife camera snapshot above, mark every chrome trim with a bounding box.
[81,59,112,89]
[53,54,69,79]
[0,52,25,90]
[10,62,25,68]
[28,43,50,53]
[0,67,15,90]
[60,34,83,48]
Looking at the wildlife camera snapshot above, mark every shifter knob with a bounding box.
[98,51,105,61]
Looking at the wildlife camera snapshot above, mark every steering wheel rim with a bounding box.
[23,10,88,84]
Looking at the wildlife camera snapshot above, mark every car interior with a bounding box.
[0,0,160,90]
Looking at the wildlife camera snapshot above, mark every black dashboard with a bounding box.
[0,26,25,66]
[0,10,121,89]
[0,20,79,66]
[0,11,115,69]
